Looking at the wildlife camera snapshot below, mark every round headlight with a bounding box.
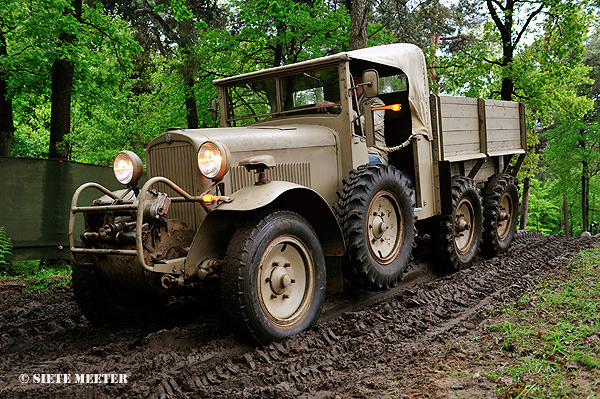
[198,141,229,180]
[113,151,143,185]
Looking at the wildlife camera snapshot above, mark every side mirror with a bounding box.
[209,98,218,121]
[362,69,379,98]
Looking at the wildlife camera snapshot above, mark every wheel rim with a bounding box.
[497,192,513,240]
[454,197,475,254]
[366,190,403,264]
[257,236,314,325]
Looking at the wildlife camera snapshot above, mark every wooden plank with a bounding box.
[439,96,479,106]
[485,105,520,119]
[439,104,479,119]
[445,153,487,163]
[430,94,444,161]
[438,116,479,132]
[519,102,527,150]
[485,99,520,108]
[442,130,480,146]
[444,143,481,158]
[478,98,488,156]
[487,131,522,143]
[484,118,520,130]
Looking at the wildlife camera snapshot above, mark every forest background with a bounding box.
[1,0,600,251]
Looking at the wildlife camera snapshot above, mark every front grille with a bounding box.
[147,141,200,230]
[229,163,311,192]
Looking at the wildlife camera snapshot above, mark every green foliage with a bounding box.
[438,1,595,180]
[522,178,562,235]
[0,226,13,268]
[3,0,142,163]
[1,260,71,292]
[24,264,71,293]
[485,247,600,398]
[222,0,351,70]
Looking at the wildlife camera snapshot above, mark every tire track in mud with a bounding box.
[0,233,595,398]
[177,234,595,398]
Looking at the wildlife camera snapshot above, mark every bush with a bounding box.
[0,226,13,270]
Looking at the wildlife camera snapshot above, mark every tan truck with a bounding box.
[69,43,526,343]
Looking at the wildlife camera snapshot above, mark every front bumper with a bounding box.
[69,176,212,274]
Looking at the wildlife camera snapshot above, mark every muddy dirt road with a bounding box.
[0,233,596,398]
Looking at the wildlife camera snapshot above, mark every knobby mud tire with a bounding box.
[432,176,483,273]
[481,174,520,257]
[334,164,416,291]
[72,264,165,326]
[221,210,326,344]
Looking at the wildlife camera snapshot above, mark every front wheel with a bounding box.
[221,210,326,344]
[432,176,483,273]
[72,263,165,326]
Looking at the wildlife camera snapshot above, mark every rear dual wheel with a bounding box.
[481,174,520,257]
[432,177,483,273]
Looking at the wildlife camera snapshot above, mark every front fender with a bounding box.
[183,182,345,277]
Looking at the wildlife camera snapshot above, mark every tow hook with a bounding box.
[161,274,184,289]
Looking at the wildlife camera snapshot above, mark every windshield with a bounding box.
[226,66,340,126]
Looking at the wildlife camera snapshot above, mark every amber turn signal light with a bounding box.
[372,104,402,111]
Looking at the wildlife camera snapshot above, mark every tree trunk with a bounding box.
[0,31,14,157]
[563,193,570,237]
[183,72,199,129]
[519,176,530,230]
[349,0,369,50]
[49,0,82,160]
[50,58,74,159]
[582,161,589,232]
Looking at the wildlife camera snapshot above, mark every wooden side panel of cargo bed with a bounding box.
[435,96,526,162]
[436,96,485,162]
[485,99,526,156]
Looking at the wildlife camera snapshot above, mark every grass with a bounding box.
[0,259,71,293]
[483,246,600,399]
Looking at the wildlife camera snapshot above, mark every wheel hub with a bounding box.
[258,238,312,323]
[456,218,471,233]
[497,193,513,239]
[269,264,294,294]
[367,192,403,263]
[371,214,388,239]
[454,198,475,254]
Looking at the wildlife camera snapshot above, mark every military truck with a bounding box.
[69,43,526,343]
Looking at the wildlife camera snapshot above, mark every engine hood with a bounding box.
[148,124,337,155]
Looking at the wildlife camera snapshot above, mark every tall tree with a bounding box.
[0,29,14,157]
[439,1,594,230]
[102,0,225,129]
[486,0,545,102]
[543,30,600,234]
[349,0,369,50]
[50,0,83,160]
